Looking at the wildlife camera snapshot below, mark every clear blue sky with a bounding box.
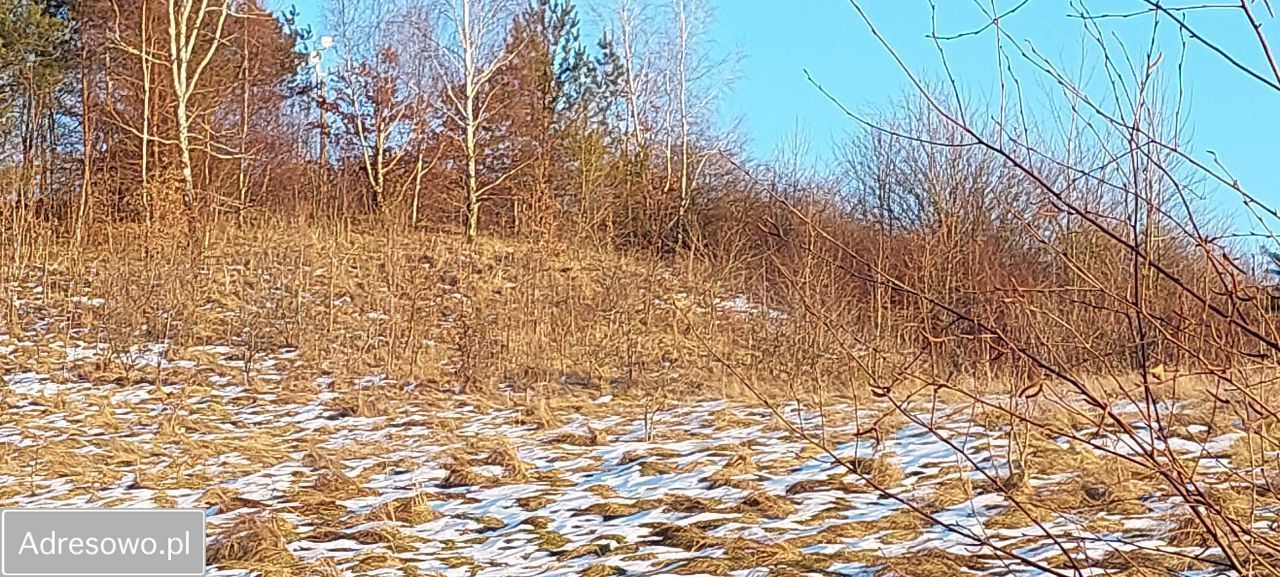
[280,0,1279,224]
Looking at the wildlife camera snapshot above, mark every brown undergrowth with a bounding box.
[0,219,864,405]
[5,220,1279,576]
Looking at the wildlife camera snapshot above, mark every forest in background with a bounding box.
[8,3,1280,572]
[2,0,746,244]
[2,0,1279,381]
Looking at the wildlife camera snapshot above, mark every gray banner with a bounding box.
[1,509,205,577]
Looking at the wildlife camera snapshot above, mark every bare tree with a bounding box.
[164,0,233,238]
[434,0,521,240]
[662,0,732,249]
[106,0,160,225]
[611,0,657,160]
[328,0,424,216]
[605,0,732,249]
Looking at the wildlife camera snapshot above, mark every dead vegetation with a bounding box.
[2,0,1279,572]
[0,221,862,408]
[205,514,302,575]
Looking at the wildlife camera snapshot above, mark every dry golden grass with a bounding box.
[438,460,499,489]
[737,491,799,518]
[366,492,442,525]
[580,564,626,577]
[878,549,992,577]
[206,513,302,575]
[581,501,645,519]
[649,523,719,551]
[7,219,1253,415]
[3,220,1277,577]
[474,438,533,481]
[0,218,996,409]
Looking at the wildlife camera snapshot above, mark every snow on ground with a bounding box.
[0,290,1263,576]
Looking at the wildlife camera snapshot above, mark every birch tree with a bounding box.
[607,0,730,249]
[611,0,657,159]
[105,0,161,224]
[164,0,233,238]
[663,0,726,249]
[434,0,520,240]
[329,0,424,215]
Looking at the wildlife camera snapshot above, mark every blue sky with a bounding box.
[282,0,1279,224]
[710,2,1279,220]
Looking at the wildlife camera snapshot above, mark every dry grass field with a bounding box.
[4,0,1280,574]
[1,223,1276,577]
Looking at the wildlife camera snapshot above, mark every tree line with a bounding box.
[1,0,1272,373]
[0,0,742,250]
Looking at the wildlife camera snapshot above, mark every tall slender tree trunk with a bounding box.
[462,0,479,241]
[238,15,251,220]
[411,148,425,227]
[141,0,154,226]
[674,0,691,249]
[77,46,94,247]
[174,95,197,236]
[465,105,480,240]
[166,0,231,246]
